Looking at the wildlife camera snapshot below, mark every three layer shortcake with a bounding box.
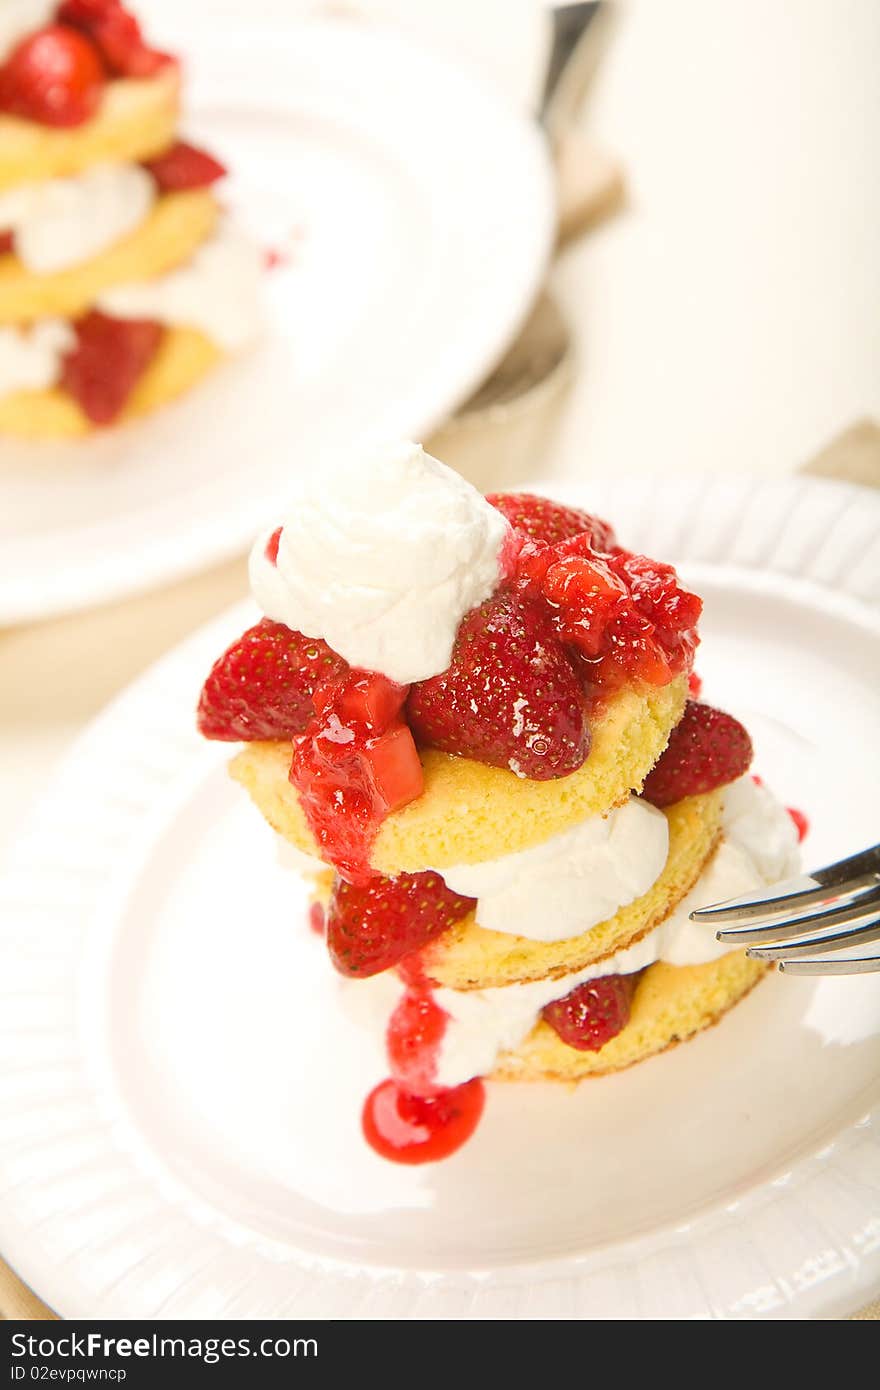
[196,443,802,1164]
[0,1,261,436]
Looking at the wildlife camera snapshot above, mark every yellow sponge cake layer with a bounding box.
[0,325,222,438]
[230,676,687,877]
[0,190,219,324]
[420,790,723,990]
[0,71,180,192]
[495,952,768,1081]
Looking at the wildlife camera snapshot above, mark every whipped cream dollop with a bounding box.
[0,164,156,275]
[440,796,669,942]
[0,320,75,397]
[249,441,511,684]
[0,0,56,62]
[97,218,263,352]
[429,775,800,1087]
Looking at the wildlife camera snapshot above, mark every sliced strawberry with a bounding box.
[142,141,227,193]
[0,24,105,128]
[197,619,348,742]
[488,492,616,550]
[57,0,173,78]
[641,699,753,807]
[407,581,591,779]
[60,311,163,425]
[542,972,639,1052]
[0,231,14,256]
[326,871,475,978]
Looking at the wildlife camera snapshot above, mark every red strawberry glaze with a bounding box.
[688,671,703,699]
[290,671,423,882]
[787,806,809,842]
[362,1077,485,1166]
[387,985,448,1095]
[0,232,14,256]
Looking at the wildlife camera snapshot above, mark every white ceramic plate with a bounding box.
[1,475,879,1320]
[0,16,554,625]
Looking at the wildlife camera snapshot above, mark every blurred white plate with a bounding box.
[1,475,879,1320]
[0,16,554,624]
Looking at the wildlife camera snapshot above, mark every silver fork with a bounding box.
[689,843,880,975]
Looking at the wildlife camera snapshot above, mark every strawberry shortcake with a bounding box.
[0,1,261,436]
[196,443,803,1164]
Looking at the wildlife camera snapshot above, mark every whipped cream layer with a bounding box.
[0,319,74,396]
[97,217,263,352]
[0,0,56,62]
[250,442,511,684]
[0,163,155,274]
[430,776,799,1087]
[440,795,669,942]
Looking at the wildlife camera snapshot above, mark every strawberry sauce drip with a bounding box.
[361,983,486,1164]
[787,806,809,842]
[362,1079,485,1165]
[0,231,14,256]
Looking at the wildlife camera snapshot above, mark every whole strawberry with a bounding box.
[488,492,616,550]
[407,582,591,779]
[197,619,348,741]
[641,699,753,807]
[542,973,638,1052]
[0,24,105,128]
[326,871,475,978]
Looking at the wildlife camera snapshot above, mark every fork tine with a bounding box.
[689,870,880,926]
[745,911,880,960]
[714,883,880,944]
[777,952,880,976]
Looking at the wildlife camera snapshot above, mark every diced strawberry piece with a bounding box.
[488,492,616,550]
[0,24,105,128]
[336,672,408,731]
[196,619,348,742]
[641,700,753,807]
[58,0,173,78]
[60,311,163,425]
[407,581,591,779]
[326,871,475,978]
[536,535,701,693]
[288,667,424,879]
[359,723,424,812]
[0,231,14,256]
[142,141,227,193]
[542,973,638,1051]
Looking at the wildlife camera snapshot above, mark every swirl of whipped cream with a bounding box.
[249,442,511,684]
